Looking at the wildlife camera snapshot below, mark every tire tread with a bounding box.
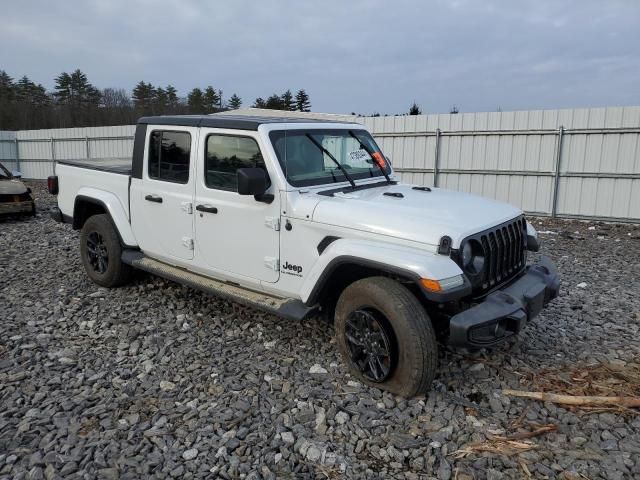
[335,276,438,397]
[80,214,132,287]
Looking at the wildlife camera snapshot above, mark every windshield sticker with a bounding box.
[371,151,387,168]
[348,149,371,164]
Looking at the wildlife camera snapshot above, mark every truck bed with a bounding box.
[57,158,132,175]
[55,160,132,224]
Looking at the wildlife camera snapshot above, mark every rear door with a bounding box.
[130,126,198,263]
[192,130,280,283]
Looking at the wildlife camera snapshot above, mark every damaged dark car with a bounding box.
[0,162,35,217]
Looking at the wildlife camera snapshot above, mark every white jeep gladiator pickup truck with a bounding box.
[48,114,560,397]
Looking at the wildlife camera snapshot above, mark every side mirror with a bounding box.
[12,170,22,179]
[237,167,273,203]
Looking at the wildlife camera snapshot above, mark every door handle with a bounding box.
[145,194,163,203]
[196,204,218,214]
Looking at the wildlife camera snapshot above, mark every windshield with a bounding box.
[269,129,391,187]
[0,163,11,179]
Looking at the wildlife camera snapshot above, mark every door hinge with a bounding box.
[182,237,194,250]
[264,256,279,271]
[265,216,280,231]
[181,202,193,214]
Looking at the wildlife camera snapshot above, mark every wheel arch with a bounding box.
[73,190,138,248]
[305,256,422,309]
[301,238,468,308]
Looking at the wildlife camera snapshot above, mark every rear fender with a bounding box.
[75,187,138,247]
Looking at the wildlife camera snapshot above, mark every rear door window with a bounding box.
[148,130,191,183]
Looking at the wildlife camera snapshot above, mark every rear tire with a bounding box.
[80,214,132,287]
[335,276,438,397]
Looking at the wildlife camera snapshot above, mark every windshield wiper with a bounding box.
[305,133,356,189]
[348,130,392,184]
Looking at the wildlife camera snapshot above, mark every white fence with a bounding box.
[1,106,639,222]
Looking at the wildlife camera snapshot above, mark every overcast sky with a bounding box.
[2,0,639,114]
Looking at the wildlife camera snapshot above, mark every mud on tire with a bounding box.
[335,276,438,397]
[80,214,132,288]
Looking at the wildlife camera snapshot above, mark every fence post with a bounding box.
[551,126,565,218]
[433,128,441,187]
[14,138,20,173]
[86,136,90,159]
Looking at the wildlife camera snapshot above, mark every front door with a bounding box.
[193,131,280,283]
[130,127,197,263]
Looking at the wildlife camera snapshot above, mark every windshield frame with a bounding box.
[268,127,391,188]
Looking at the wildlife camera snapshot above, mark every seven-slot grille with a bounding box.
[467,217,527,295]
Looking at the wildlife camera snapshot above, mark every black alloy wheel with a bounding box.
[344,308,396,382]
[86,231,109,274]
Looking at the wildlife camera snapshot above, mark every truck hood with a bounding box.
[312,183,522,248]
[0,179,28,195]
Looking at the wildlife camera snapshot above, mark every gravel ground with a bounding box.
[1,181,640,480]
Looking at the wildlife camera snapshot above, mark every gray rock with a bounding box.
[309,364,328,374]
[281,431,295,445]
[182,448,198,460]
[306,446,322,462]
[335,411,349,425]
[160,380,176,391]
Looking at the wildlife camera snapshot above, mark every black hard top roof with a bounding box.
[137,114,354,131]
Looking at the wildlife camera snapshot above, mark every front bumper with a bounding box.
[448,256,560,347]
[0,200,34,215]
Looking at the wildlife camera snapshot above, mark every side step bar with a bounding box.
[121,250,316,321]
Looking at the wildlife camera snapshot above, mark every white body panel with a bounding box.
[55,163,137,247]
[56,120,533,305]
[192,128,281,284]
[130,125,199,263]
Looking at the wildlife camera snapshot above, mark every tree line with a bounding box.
[0,68,313,130]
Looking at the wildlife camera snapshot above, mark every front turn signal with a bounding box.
[420,278,442,292]
[420,275,464,293]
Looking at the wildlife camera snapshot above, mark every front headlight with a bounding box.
[461,240,485,275]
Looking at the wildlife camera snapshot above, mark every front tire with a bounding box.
[335,277,438,397]
[80,214,132,287]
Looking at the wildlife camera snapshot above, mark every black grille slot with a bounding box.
[461,216,527,297]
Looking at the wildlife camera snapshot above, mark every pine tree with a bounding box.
[14,76,32,102]
[31,84,50,107]
[166,85,179,108]
[409,102,421,115]
[53,72,72,103]
[295,89,311,112]
[265,94,284,110]
[187,88,205,113]
[15,76,45,105]
[203,86,221,112]
[281,89,295,111]
[132,81,155,111]
[70,69,100,106]
[154,87,168,112]
[252,97,266,108]
[0,71,15,102]
[55,70,100,106]
[227,93,242,109]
